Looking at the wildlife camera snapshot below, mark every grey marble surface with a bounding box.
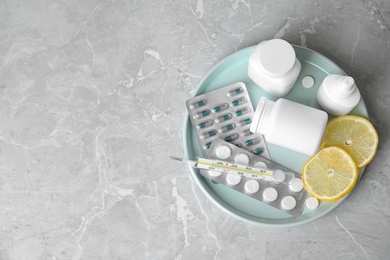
[0,0,389,259]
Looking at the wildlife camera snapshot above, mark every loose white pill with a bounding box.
[289,178,304,192]
[263,187,278,202]
[281,196,296,210]
[272,170,286,183]
[226,174,241,186]
[306,197,319,209]
[244,180,260,194]
[302,76,315,88]
[254,161,267,169]
[208,171,222,177]
[215,145,231,159]
[234,153,250,165]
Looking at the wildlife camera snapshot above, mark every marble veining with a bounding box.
[0,0,390,259]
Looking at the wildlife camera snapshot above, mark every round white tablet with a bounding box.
[226,174,241,186]
[208,171,222,177]
[234,153,250,165]
[302,76,315,88]
[281,196,297,210]
[215,145,231,159]
[254,161,267,169]
[272,170,286,183]
[263,187,278,202]
[289,178,304,192]
[244,180,260,194]
[306,197,319,209]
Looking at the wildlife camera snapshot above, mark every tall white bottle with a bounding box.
[316,75,361,116]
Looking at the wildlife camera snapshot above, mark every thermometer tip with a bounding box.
[170,156,184,162]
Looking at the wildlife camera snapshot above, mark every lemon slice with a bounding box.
[302,146,358,201]
[320,115,378,168]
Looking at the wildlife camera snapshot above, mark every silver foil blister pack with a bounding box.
[200,138,309,217]
[186,82,270,159]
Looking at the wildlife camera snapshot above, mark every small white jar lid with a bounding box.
[258,39,296,77]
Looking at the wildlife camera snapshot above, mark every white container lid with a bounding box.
[258,39,296,78]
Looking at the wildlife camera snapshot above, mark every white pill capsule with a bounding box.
[215,145,231,159]
[244,180,260,194]
[289,178,304,192]
[263,187,278,202]
[281,196,296,210]
[306,197,319,209]
[234,153,250,165]
[226,174,241,186]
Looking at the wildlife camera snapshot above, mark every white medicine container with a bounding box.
[250,97,328,156]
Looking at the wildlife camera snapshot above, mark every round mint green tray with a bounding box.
[183,45,367,227]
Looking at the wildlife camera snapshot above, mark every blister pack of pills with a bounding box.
[186,82,270,159]
[200,138,309,217]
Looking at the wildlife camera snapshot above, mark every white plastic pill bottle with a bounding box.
[316,74,361,115]
[250,97,328,156]
[248,39,301,97]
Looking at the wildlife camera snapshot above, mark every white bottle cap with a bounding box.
[263,187,278,202]
[226,174,241,186]
[215,144,231,159]
[244,180,260,194]
[281,196,297,210]
[289,178,304,192]
[234,153,250,165]
[258,39,296,78]
[250,97,275,135]
[306,197,319,209]
[335,76,356,98]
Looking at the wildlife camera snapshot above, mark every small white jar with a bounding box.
[248,39,301,97]
[317,74,361,116]
[250,97,328,156]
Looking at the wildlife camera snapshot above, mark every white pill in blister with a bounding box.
[306,197,319,209]
[208,171,222,177]
[215,145,231,159]
[272,170,286,183]
[281,196,296,210]
[226,174,241,186]
[244,180,260,194]
[234,153,250,165]
[254,161,267,169]
[289,178,304,192]
[263,187,278,202]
